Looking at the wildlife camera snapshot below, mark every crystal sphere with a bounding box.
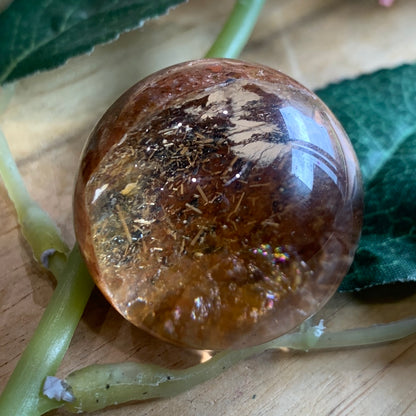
[74,59,363,350]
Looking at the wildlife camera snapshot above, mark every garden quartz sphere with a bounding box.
[74,59,363,351]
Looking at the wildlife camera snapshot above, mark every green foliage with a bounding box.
[0,0,187,85]
[317,64,416,291]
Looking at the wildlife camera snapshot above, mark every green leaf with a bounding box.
[0,0,186,85]
[317,64,416,291]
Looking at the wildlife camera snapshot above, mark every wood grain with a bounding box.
[1,0,416,415]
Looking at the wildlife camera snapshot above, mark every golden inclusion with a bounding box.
[74,59,363,350]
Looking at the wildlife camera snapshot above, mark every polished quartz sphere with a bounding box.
[74,59,363,350]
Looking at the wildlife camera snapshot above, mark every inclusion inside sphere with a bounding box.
[74,59,363,350]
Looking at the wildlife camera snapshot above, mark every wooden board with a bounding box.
[1,0,416,415]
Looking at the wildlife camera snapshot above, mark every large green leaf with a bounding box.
[317,64,416,291]
[0,0,186,85]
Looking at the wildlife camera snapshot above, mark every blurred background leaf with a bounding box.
[0,0,187,85]
[318,64,416,291]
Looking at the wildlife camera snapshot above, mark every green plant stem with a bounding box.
[0,128,93,415]
[0,129,69,279]
[0,82,14,115]
[62,317,416,413]
[312,318,416,348]
[63,324,322,412]
[205,0,266,59]
[0,244,94,416]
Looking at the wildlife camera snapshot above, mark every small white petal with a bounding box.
[43,376,75,402]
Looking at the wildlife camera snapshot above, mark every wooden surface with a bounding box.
[1,0,416,415]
